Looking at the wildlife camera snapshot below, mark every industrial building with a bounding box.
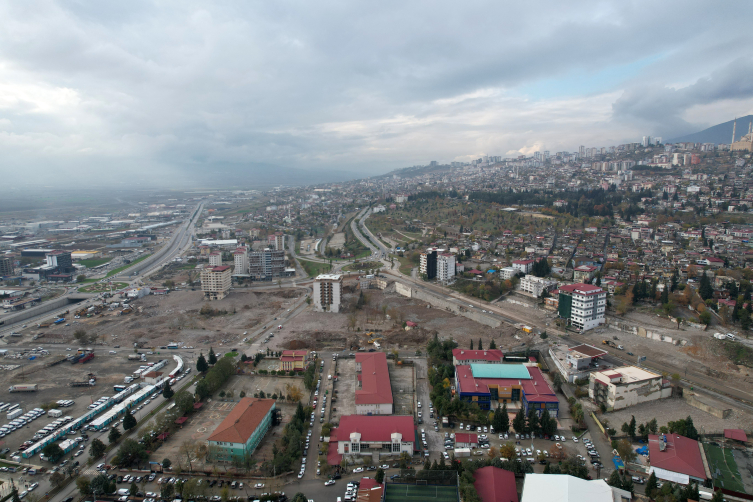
[313,274,342,313]
[207,398,276,462]
[454,363,558,416]
[355,352,393,415]
[200,265,232,300]
[474,466,519,502]
[521,474,631,502]
[557,283,606,331]
[589,366,672,411]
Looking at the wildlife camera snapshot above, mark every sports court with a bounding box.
[703,443,747,494]
[384,483,458,502]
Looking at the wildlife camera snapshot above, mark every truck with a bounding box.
[54,318,65,325]
[167,343,179,349]
[713,333,726,340]
[128,354,142,361]
[454,448,471,458]
[522,326,533,333]
[79,353,95,364]
[47,409,63,418]
[7,409,23,420]
[9,384,38,393]
[602,340,617,348]
[442,417,449,427]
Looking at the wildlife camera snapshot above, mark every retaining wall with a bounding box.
[607,320,685,346]
[395,282,501,328]
[683,392,732,419]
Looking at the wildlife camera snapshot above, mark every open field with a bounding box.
[299,259,332,278]
[78,281,128,292]
[384,484,458,502]
[704,443,749,494]
[327,232,345,250]
[78,258,112,268]
[81,253,152,282]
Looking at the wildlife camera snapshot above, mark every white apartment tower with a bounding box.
[313,274,343,313]
[437,253,456,282]
[557,283,607,331]
[233,247,249,275]
[208,251,222,267]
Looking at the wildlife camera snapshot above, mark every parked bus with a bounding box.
[113,385,127,393]
[0,404,10,413]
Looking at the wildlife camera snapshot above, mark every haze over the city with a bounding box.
[2,0,753,187]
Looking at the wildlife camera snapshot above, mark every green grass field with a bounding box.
[396,255,415,276]
[704,443,746,493]
[299,259,332,278]
[78,258,112,268]
[81,254,152,282]
[384,484,457,502]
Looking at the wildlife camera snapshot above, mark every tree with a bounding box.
[489,339,496,349]
[42,443,64,462]
[76,477,91,497]
[607,470,623,489]
[108,425,122,444]
[711,489,725,502]
[89,438,106,459]
[115,438,148,467]
[129,482,138,496]
[526,408,540,435]
[470,339,474,350]
[499,442,517,460]
[699,310,712,326]
[616,439,637,463]
[375,468,385,483]
[163,381,175,399]
[627,415,636,439]
[291,494,308,502]
[492,403,509,433]
[699,273,714,300]
[77,275,86,283]
[645,470,658,498]
[477,338,483,350]
[123,409,137,431]
[512,408,526,434]
[162,458,172,470]
[161,483,174,501]
[208,347,217,365]
[50,471,66,488]
[196,353,209,373]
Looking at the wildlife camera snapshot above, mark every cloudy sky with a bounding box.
[2,1,753,186]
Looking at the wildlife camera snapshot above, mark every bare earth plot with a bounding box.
[327,233,345,250]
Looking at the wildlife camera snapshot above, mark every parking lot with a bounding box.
[331,358,355,422]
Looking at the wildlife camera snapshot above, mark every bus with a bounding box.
[113,385,127,393]
[7,404,20,413]
[0,404,10,413]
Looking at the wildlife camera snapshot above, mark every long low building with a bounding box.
[207,398,276,462]
[647,433,709,484]
[355,352,393,415]
[455,363,558,417]
[330,415,416,460]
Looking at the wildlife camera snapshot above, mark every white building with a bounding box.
[511,259,534,274]
[519,275,557,297]
[499,267,517,280]
[589,366,672,411]
[208,252,222,266]
[332,415,415,459]
[521,474,631,502]
[125,287,151,299]
[437,253,456,282]
[233,248,248,275]
[557,283,606,331]
[313,274,342,313]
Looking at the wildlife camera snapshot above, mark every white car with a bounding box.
[353,467,364,473]
[254,483,265,489]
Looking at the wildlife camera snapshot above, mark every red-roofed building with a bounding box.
[455,432,478,448]
[279,350,308,372]
[452,349,504,366]
[557,283,606,331]
[512,259,535,274]
[648,434,708,483]
[355,352,393,415]
[474,466,518,502]
[724,429,748,443]
[356,478,384,502]
[330,415,415,460]
[207,398,276,462]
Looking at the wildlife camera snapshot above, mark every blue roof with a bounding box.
[470,364,531,379]
[487,269,496,273]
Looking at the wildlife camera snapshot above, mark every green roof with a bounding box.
[470,363,531,379]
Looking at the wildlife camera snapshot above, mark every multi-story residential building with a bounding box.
[233,247,248,276]
[45,250,73,271]
[201,265,232,301]
[511,259,534,274]
[549,343,607,383]
[207,398,276,462]
[0,256,13,277]
[267,232,285,251]
[557,283,606,331]
[419,250,437,279]
[519,275,557,298]
[313,274,342,313]
[248,249,285,280]
[572,265,598,282]
[208,251,222,266]
[500,267,517,280]
[588,366,671,411]
[437,253,456,281]
[355,352,393,415]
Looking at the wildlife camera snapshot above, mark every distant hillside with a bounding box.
[378,163,454,179]
[669,115,753,144]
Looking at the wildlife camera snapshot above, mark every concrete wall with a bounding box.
[395,282,501,328]
[607,320,685,345]
[682,392,732,419]
[2,296,86,325]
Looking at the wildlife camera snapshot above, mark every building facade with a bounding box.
[0,257,13,277]
[419,250,437,280]
[279,350,308,372]
[201,266,232,301]
[248,249,285,280]
[207,398,276,462]
[313,274,342,313]
[268,232,285,251]
[519,275,557,298]
[331,415,415,459]
[208,252,222,266]
[589,366,671,411]
[557,283,606,331]
[512,259,534,274]
[233,247,248,276]
[437,253,456,282]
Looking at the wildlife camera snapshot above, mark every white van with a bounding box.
[117,489,130,496]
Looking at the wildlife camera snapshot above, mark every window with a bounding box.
[392,442,400,453]
[351,442,360,453]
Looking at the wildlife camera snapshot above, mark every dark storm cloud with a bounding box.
[0,0,752,186]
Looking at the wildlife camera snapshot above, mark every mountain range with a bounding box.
[669,115,753,144]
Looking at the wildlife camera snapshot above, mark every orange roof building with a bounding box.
[279,350,308,372]
[207,398,275,462]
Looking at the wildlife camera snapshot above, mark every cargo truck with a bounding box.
[454,448,471,458]
[47,409,63,418]
[54,318,65,325]
[9,384,38,393]
[128,354,142,361]
[69,379,96,387]
[79,353,95,364]
[442,417,449,427]
[7,409,23,420]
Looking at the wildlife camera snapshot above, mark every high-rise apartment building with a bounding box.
[0,256,13,277]
[208,251,222,266]
[313,274,342,313]
[437,253,456,282]
[233,247,248,275]
[557,283,606,331]
[267,232,285,251]
[45,250,73,272]
[201,266,232,301]
[419,250,437,280]
[248,249,286,280]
